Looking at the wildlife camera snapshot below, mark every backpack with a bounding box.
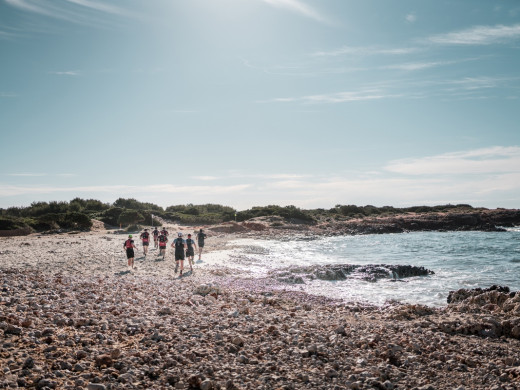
[175,238,184,250]
[124,239,133,249]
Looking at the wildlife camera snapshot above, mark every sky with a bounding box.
[1,0,520,211]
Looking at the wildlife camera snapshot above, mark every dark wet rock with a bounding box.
[87,384,107,390]
[447,285,511,304]
[4,324,22,335]
[270,264,433,284]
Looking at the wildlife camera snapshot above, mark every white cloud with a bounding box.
[0,183,252,197]
[406,13,417,23]
[2,149,519,209]
[7,173,47,177]
[267,89,397,104]
[194,176,219,181]
[427,24,520,45]
[385,61,448,71]
[385,146,520,175]
[64,0,126,16]
[4,0,52,16]
[313,46,419,57]
[49,70,81,76]
[4,0,130,25]
[261,0,328,23]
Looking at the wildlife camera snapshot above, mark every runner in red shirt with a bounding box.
[123,235,138,269]
[140,229,150,257]
[158,232,168,260]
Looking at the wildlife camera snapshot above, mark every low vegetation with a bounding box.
[0,198,484,233]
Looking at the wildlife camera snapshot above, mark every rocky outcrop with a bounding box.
[312,209,520,236]
[270,264,434,284]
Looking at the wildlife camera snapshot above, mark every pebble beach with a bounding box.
[2,226,520,389]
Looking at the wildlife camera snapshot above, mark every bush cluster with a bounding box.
[0,197,480,233]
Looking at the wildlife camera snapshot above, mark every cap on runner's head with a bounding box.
[178,232,183,237]
[128,235,132,238]
[144,228,148,231]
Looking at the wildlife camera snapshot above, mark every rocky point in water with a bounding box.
[270,263,434,284]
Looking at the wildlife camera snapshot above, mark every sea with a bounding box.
[227,228,520,307]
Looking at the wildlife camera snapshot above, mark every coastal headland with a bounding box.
[1,208,520,389]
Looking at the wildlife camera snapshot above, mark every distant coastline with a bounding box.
[1,197,519,237]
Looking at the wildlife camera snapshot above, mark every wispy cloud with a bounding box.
[194,176,219,181]
[385,61,450,71]
[313,46,419,57]
[0,92,18,98]
[427,23,520,45]
[0,28,17,40]
[48,70,81,76]
[4,0,52,16]
[4,0,130,25]
[2,149,520,209]
[265,89,398,104]
[385,146,520,175]
[405,12,417,23]
[7,173,47,177]
[64,0,127,16]
[0,183,252,197]
[261,0,328,23]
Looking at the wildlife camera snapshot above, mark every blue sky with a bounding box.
[1,0,519,210]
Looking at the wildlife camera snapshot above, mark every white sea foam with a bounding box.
[222,231,520,307]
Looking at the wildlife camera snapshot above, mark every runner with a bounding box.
[152,227,159,249]
[185,233,198,272]
[196,228,207,261]
[158,231,168,260]
[161,227,169,238]
[140,228,150,257]
[123,235,138,269]
[171,232,187,276]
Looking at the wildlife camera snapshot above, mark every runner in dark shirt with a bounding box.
[171,232,187,276]
[196,229,207,261]
[185,233,198,272]
[123,235,138,269]
[152,227,159,249]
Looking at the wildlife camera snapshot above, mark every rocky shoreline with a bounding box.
[1,229,520,389]
[3,269,520,390]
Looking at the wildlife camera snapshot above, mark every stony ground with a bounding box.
[2,229,520,389]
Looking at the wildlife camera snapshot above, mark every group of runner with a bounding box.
[123,227,207,276]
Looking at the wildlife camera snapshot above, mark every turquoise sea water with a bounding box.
[229,228,520,307]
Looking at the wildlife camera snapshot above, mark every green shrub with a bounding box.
[100,207,124,226]
[63,212,92,230]
[118,210,144,226]
[0,216,27,230]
